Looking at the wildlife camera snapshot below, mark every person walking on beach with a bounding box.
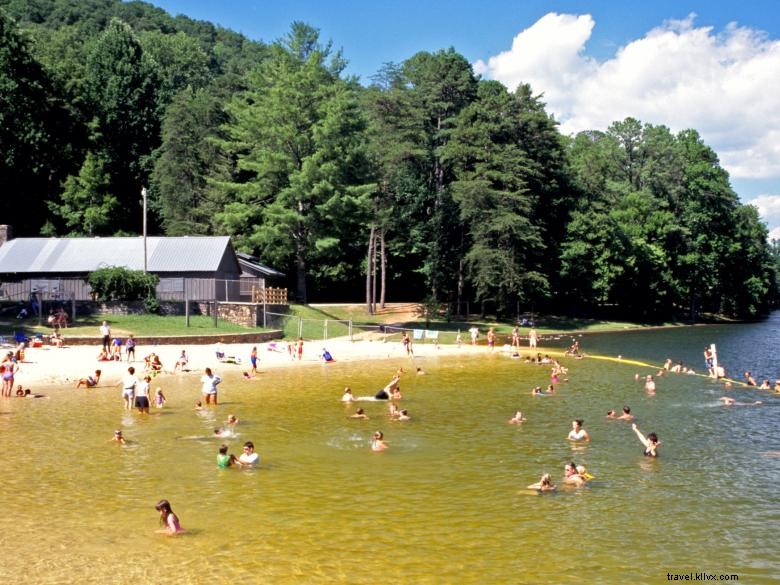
[468,326,479,346]
[511,326,520,348]
[402,332,413,356]
[100,321,111,353]
[125,334,136,362]
[201,367,222,405]
[528,328,538,349]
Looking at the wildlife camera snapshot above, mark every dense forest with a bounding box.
[2,0,778,318]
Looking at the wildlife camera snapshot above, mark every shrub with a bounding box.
[87,267,159,303]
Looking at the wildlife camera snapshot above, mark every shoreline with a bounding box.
[10,338,508,392]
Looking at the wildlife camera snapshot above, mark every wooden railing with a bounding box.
[252,286,288,304]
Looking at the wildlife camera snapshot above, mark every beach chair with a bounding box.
[412,329,424,342]
[425,330,440,345]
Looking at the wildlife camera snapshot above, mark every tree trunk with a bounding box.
[296,252,307,304]
[371,229,378,313]
[379,228,387,309]
[366,224,375,314]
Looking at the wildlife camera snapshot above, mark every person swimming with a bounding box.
[632,423,660,457]
[370,431,388,451]
[617,406,634,421]
[563,462,587,487]
[341,387,354,403]
[509,411,526,424]
[351,408,369,419]
[567,419,591,442]
[528,473,556,492]
[397,409,411,421]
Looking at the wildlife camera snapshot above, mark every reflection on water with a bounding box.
[1,316,779,583]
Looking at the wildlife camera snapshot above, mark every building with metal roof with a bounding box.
[0,235,281,303]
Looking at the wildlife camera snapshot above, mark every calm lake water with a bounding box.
[1,315,779,584]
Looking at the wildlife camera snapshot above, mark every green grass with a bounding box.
[1,314,253,338]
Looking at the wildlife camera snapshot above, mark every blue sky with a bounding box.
[147,0,780,235]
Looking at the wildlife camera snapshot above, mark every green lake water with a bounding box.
[0,317,778,584]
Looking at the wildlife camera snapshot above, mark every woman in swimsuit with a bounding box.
[567,419,590,442]
[632,423,660,457]
[563,462,586,487]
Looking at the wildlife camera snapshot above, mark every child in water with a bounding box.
[155,499,184,535]
[528,473,556,492]
[371,431,388,451]
[154,388,166,408]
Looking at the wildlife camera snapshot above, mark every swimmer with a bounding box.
[154,388,166,408]
[720,396,762,406]
[567,419,591,442]
[388,403,400,418]
[112,430,126,444]
[341,387,354,403]
[15,387,24,397]
[390,387,403,400]
[194,400,203,410]
[644,375,656,394]
[217,444,240,468]
[238,441,260,466]
[775,380,780,393]
[527,473,556,492]
[744,371,757,386]
[563,462,587,487]
[226,414,239,427]
[351,408,369,420]
[213,427,234,438]
[546,384,555,395]
[759,379,770,390]
[606,409,617,419]
[576,465,595,480]
[508,411,526,424]
[155,499,184,535]
[632,423,660,457]
[532,386,543,396]
[76,369,101,389]
[370,431,388,451]
[397,409,411,421]
[416,367,425,375]
[617,406,635,421]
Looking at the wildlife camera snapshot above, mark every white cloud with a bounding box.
[749,194,780,221]
[475,13,780,180]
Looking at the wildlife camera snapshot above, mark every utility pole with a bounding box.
[142,186,148,273]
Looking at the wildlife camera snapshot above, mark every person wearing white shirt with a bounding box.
[238,441,260,466]
[200,367,222,405]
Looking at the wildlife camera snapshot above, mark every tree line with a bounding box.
[2,0,778,319]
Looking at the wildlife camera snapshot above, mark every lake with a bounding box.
[0,314,778,584]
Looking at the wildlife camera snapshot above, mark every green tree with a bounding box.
[216,23,372,302]
[50,151,115,235]
[81,17,160,233]
[0,10,78,234]
[151,86,229,235]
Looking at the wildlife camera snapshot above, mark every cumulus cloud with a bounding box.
[474,13,780,180]
[749,194,780,222]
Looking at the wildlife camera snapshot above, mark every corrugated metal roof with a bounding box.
[236,252,286,278]
[0,236,234,273]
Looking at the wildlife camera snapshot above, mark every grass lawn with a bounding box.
[0,302,685,343]
[0,314,252,338]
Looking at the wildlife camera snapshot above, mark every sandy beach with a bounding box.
[10,337,496,390]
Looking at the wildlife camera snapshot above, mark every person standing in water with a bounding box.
[632,423,660,457]
[155,499,184,535]
[201,367,222,406]
[567,419,591,442]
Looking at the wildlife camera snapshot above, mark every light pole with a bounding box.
[142,186,148,273]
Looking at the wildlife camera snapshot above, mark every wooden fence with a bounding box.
[251,286,288,304]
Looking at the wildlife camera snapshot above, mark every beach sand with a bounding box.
[9,338,504,391]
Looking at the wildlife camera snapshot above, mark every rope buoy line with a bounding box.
[539,349,754,389]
